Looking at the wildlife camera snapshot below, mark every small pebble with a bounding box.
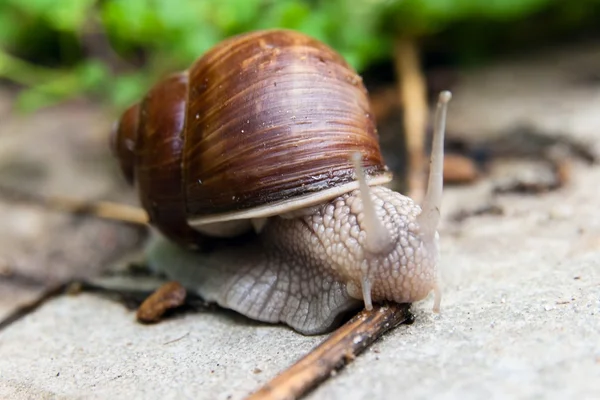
[137,281,187,323]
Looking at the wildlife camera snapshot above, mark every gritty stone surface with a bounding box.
[0,91,144,284]
[446,42,600,160]
[0,90,145,318]
[308,164,600,400]
[0,294,321,400]
[1,42,600,400]
[0,165,598,400]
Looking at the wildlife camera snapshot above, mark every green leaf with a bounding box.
[110,72,151,109]
[6,0,96,31]
[45,0,96,31]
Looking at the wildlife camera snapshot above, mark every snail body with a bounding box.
[111,29,450,334]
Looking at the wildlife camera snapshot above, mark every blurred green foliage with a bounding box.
[0,0,598,113]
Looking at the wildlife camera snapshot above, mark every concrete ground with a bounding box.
[1,43,599,400]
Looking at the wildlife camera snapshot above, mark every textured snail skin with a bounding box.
[146,186,439,335]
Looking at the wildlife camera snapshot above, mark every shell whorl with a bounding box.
[111,29,390,245]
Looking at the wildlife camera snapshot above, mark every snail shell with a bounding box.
[111,29,391,245]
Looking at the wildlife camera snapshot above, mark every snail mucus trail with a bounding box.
[111,29,452,335]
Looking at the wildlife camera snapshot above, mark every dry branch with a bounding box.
[0,282,74,331]
[394,37,428,202]
[0,184,148,226]
[247,303,413,400]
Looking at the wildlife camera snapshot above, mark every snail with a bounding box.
[110,29,451,335]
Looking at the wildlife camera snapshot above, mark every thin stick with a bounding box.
[0,282,73,331]
[0,184,148,225]
[246,303,413,400]
[394,37,428,202]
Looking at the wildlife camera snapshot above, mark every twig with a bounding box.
[0,279,149,331]
[246,303,413,400]
[80,13,141,74]
[0,282,74,331]
[394,37,428,202]
[0,184,148,226]
[163,332,190,345]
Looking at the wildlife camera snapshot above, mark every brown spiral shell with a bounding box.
[111,29,391,246]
